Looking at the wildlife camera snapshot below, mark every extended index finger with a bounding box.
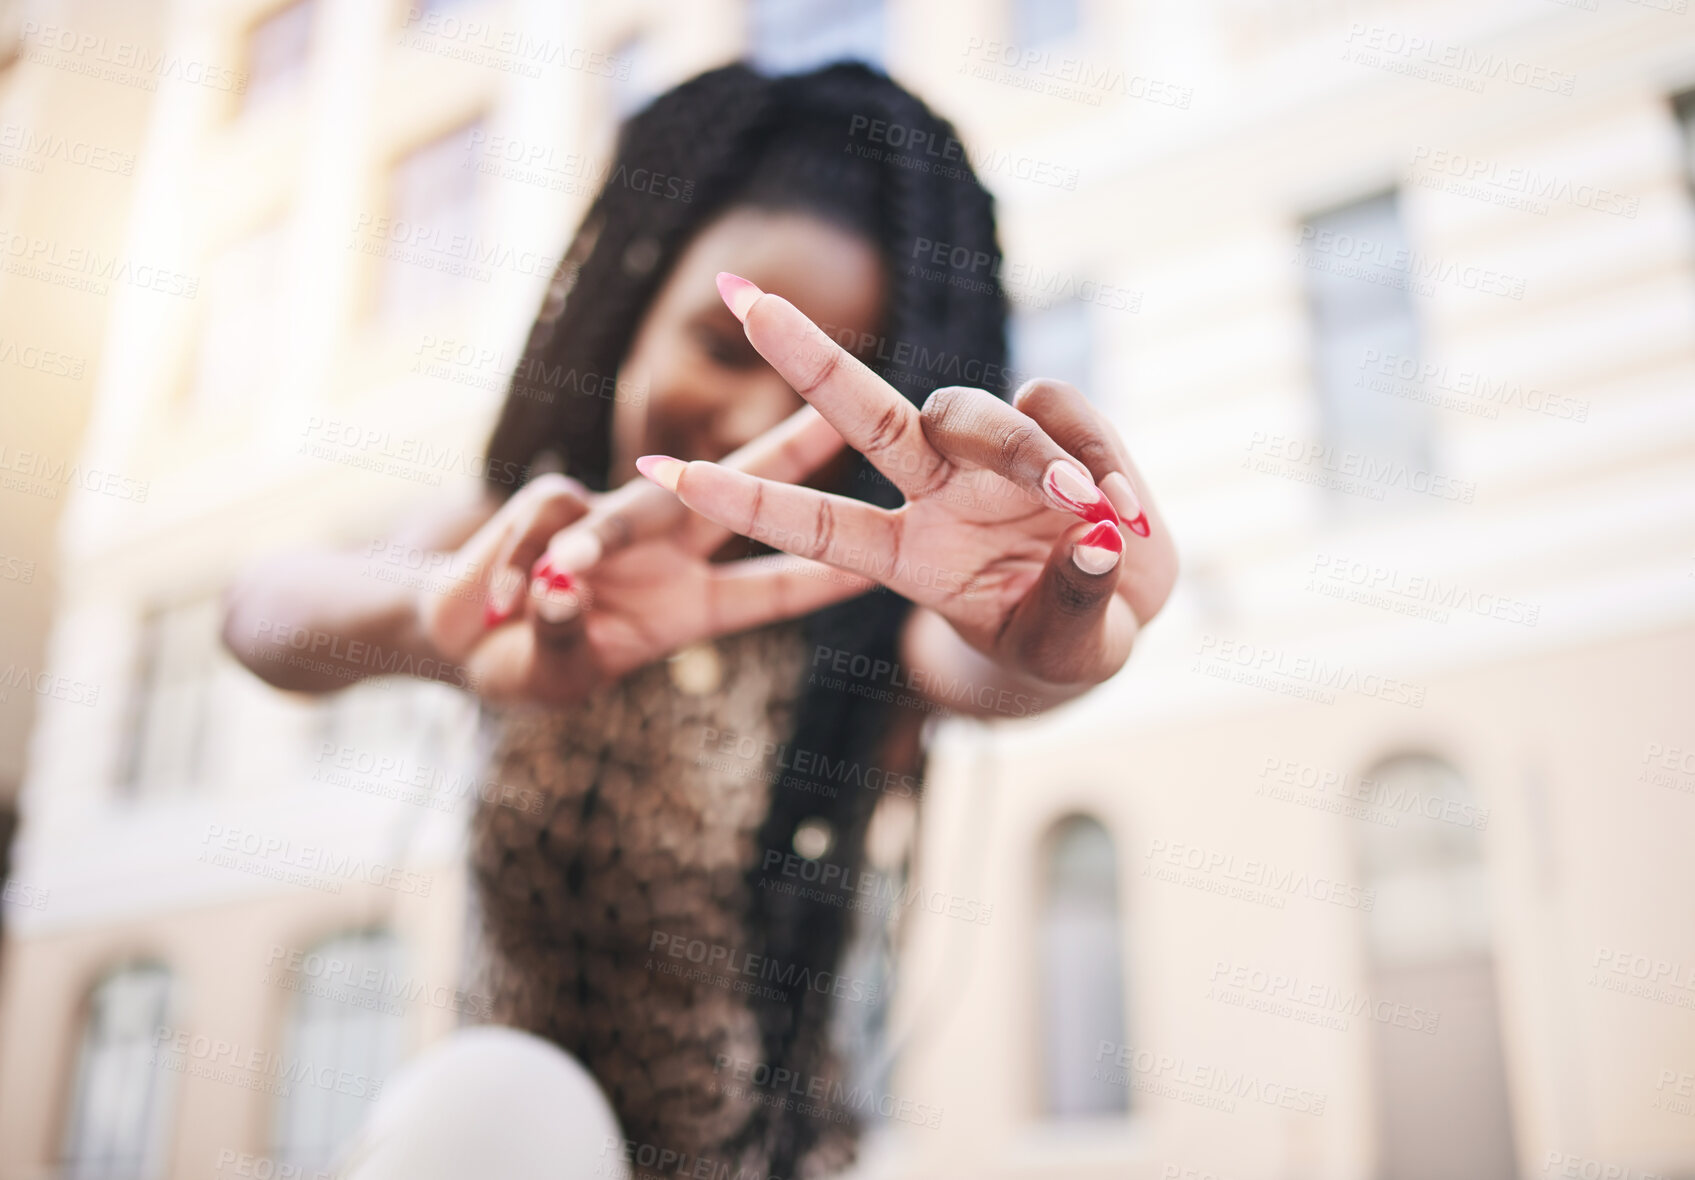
[723,273,950,501]
[542,403,848,573]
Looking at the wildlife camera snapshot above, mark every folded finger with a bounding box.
[637,455,901,586]
[484,474,591,627]
[918,384,1119,527]
[1012,378,1152,538]
[1001,519,1136,685]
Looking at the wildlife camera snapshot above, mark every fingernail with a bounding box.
[485,568,524,625]
[546,530,602,575]
[716,272,762,323]
[530,556,574,591]
[635,453,685,492]
[1071,520,1123,576]
[533,580,581,624]
[1044,458,1120,526]
[1102,471,1149,538]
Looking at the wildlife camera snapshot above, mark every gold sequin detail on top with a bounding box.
[469,619,857,1176]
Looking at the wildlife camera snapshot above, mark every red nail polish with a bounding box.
[484,600,511,628]
[1125,512,1150,538]
[1078,520,1123,552]
[530,555,575,592]
[1044,460,1122,527]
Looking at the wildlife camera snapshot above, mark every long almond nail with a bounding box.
[1071,520,1123,576]
[635,454,685,492]
[1102,470,1149,538]
[716,272,762,323]
[1044,458,1120,526]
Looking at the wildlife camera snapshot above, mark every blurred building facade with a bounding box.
[1,1,1693,1179]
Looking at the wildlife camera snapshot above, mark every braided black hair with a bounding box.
[483,61,1007,1174]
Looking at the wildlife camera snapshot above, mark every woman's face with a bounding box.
[610,206,887,485]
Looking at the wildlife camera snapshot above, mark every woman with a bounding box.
[225,63,1176,1178]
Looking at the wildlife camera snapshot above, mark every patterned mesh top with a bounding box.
[468,618,869,1179]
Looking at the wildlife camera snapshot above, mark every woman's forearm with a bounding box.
[221,549,442,694]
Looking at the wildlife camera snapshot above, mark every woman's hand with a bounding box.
[418,409,874,706]
[628,274,1178,691]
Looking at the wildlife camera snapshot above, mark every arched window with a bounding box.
[1037,814,1128,1119]
[60,962,176,1180]
[271,929,408,1170]
[1357,754,1517,1180]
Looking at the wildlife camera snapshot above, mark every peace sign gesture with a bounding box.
[628,273,1177,689]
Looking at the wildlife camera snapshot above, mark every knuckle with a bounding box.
[863,402,910,456]
[793,339,843,397]
[997,419,1042,472]
[1012,377,1080,413]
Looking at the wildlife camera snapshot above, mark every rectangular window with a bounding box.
[749,0,885,74]
[242,0,317,112]
[376,121,485,325]
[125,599,222,796]
[1011,298,1094,401]
[1299,191,1432,503]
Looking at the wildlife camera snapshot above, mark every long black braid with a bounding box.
[483,62,1007,1174]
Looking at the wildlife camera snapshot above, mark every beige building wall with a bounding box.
[2,1,1692,1179]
